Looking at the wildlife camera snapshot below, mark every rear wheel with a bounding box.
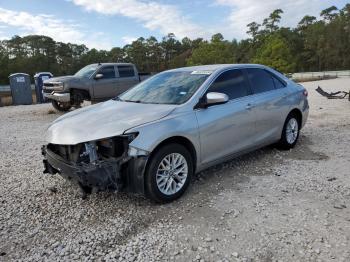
[145,144,193,203]
[51,100,72,112]
[278,113,300,149]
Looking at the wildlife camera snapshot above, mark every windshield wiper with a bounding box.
[124,100,142,103]
[113,97,142,103]
[113,97,165,104]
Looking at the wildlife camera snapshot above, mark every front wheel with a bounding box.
[145,144,193,203]
[278,113,300,149]
[71,91,84,108]
[51,100,72,112]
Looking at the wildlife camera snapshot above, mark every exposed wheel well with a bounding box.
[70,89,91,101]
[150,136,197,173]
[289,108,302,127]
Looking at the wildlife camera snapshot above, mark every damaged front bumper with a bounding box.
[42,138,149,195]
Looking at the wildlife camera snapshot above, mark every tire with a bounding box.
[51,100,72,112]
[278,113,300,149]
[71,91,85,108]
[145,144,193,203]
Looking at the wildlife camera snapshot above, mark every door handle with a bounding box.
[246,103,253,110]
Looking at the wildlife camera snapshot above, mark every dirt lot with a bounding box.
[0,78,349,262]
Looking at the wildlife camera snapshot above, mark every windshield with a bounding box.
[74,64,99,78]
[118,71,210,105]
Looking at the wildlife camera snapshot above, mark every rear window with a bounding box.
[118,65,135,77]
[269,73,286,89]
[246,68,275,94]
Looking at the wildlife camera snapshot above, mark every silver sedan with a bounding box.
[42,64,309,202]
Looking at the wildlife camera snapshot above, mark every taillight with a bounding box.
[303,90,308,97]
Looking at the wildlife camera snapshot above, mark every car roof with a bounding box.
[91,62,134,66]
[167,64,267,73]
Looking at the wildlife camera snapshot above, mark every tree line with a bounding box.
[0,4,349,84]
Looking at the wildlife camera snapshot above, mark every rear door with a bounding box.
[93,65,119,99]
[195,69,257,164]
[116,65,140,94]
[245,68,288,144]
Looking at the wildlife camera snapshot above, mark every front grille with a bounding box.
[44,83,55,87]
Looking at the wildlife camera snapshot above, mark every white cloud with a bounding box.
[215,0,337,39]
[0,8,84,42]
[122,36,138,45]
[71,0,205,39]
[0,1,337,49]
[0,7,113,50]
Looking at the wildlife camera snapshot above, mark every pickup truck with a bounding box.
[43,63,148,111]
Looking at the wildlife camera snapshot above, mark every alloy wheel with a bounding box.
[156,153,188,196]
[286,118,299,144]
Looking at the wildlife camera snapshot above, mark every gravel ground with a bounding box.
[0,78,349,262]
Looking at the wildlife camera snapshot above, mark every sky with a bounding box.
[0,0,348,50]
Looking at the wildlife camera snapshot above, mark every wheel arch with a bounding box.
[148,136,198,174]
[70,88,91,100]
[142,135,197,201]
[288,108,302,127]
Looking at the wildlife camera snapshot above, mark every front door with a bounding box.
[195,69,257,165]
[93,65,119,100]
[116,65,140,94]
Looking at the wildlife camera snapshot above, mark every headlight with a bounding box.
[44,82,64,91]
[53,82,64,91]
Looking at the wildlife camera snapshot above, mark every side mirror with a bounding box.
[206,92,229,106]
[196,92,229,109]
[195,92,229,108]
[94,73,103,80]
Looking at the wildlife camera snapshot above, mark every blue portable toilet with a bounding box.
[34,72,53,103]
[9,73,33,105]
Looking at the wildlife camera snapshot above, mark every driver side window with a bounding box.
[98,66,116,79]
[207,69,250,100]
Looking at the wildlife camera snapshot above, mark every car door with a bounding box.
[92,65,118,100]
[245,68,288,144]
[116,65,140,94]
[195,69,257,165]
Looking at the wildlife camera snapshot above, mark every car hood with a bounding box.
[46,100,176,145]
[44,75,79,83]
